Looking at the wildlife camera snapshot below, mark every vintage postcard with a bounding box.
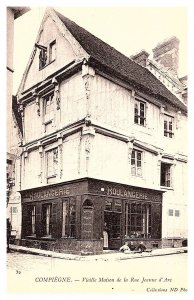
[4,0,190,296]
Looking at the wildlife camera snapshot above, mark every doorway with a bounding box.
[104,211,121,249]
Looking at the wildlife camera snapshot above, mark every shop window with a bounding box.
[42,204,52,237]
[49,40,56,62]
[175,210,180,217]
[46,148,58,183]
[24,206,36,236]
[114,199,122,212]
[134,99,146,126]
[104,198,122,212]
[160,163,172,187]
[62,198,76,238]
[105,199,113,211]
[125,202,151,238]
[28,206,36,235]
[131,150,142,176]
[164,114,174,138]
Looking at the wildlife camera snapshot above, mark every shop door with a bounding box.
[104,211,122,250]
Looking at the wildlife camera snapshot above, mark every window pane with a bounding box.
[69,199,76,237]
[169,209,173,216]
[62,200,68,236]
[131,150,142,176]
[140,102,145,117]
[131,158,135,165]
[105,199,113,211]
[49,41,56,62]
[161,163,171,187]
[137,167,142,176]
[134,116,139,124]
[175,210,180,217]
[164,115,174,138]
[46,148,58,178]
[137,152,141,161]
[140,117,144,126]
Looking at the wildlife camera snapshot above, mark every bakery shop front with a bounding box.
[20,178,163,254]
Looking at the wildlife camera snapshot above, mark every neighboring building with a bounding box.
[130,36,188,105]
[7,7,30,240]
[15,8,187,254]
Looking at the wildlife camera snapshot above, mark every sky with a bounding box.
[13,5,188,94]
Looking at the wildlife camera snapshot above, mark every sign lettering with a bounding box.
[107,187,148,200]
[26,186,70,200]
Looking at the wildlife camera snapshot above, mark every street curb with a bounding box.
[8,245,187,261]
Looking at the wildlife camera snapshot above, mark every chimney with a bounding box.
[152,36,179,76]
[130,50,149,67]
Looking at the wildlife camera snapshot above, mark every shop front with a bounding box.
[20,178,163,254]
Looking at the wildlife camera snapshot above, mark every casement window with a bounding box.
[62,198,76,238]
[38,40,56,69]
[39,48,47,69]
[42,204,52,236]
[131,150,142,176]
[49,40,56,62]
[134,99,146,126]
[43,93,54,124]
[46,148,58,183]
[125,202,151,238]
[160,163,172,187]
[164,114,174,138]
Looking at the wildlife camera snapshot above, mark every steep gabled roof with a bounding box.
[56,10,187,113]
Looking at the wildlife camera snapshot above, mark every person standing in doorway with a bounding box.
[103,222,109,250]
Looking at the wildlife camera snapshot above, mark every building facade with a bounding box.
[7,7,30,240]
[15,8,187,254]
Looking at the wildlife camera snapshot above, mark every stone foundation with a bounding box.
[19,238,103,255]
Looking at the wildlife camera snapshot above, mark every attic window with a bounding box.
[49,40,56,63]
[35,43,47,69]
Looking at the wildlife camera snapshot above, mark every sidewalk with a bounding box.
[8,244,188,261]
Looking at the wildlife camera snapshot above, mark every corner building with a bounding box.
[16,9,187,254]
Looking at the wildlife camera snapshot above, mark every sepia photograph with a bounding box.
[4,0,190,296]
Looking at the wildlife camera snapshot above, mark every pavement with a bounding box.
[8,244,188,261]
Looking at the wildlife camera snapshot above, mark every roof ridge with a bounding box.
[54,9,187,112]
